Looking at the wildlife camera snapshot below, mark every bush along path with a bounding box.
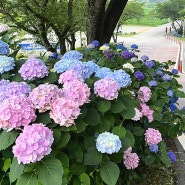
[0,28,185,185]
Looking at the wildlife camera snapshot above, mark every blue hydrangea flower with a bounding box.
[162,74,172,81]
[144,60,155,68]
[0,55,15,74]
[90,40,100,47]
[116,44,127,51]
[149,144,158,153]
[134,71,145,81]
[111,69,132,88]
[148,80,158,87]
[96,131,122,154]
[103,43,110,46]
[62,50,83,60]
[54,59,80,73]
[155,70,164,76]
[141,55,149,61]
[95,67,113,79]
[171,69,178,75]
[167,90,174,97]
[131,44,138,50]
[0,40,10,56]
[170,103,177,112]
[169,96,178,103]
[86,61,100,76]
[167,151,176,162]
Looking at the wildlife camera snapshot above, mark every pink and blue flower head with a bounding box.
[96,132,122,154]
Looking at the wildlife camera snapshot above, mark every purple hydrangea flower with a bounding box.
[162,74,172,81]
[19,58,49,80]
[0,79,10,103]
[144,60,155,68]
[6,82,31,97]
[90,40,99,47]
[0,55,15,74]
[141,55,149,61]
[170,103,177,112]
[96,132,122,154]
[121,50,135,59]
[149,144,158,153]
[156,70,164,76]
[167,151,176,163]
[104,49,115,59]
[148,80,158,87]
[134,71,145,81]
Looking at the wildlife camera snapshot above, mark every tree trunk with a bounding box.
[87,0,128,45]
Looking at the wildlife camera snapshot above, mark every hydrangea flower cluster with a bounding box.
[94,78,120,100]
[58,69,84,84]
[141,55,149,61]
[104,49,115,59]
[96,132,122,154]
[50,97,81,127]
[13,123,54,164]
[167,151,176,162]
[149,144,158,153]
[0,79,10,103]
[134,70,145,81]
[122,63,134,73]
[6,82,31,97]
[62,79,90,106]
[123,147,139,170]
[121,50,135,59]
[140,103,154,123]
[0,40,10,56]
[0,95,36,130]
[138,86,152,103]
[131,108,143,121]
[62,50,83,60]
[29,84,63,112]
[144,60,155,68]
[145,128,162,146]
[19,58,49,80]
[148,80,158,87]
[0,55,15,74]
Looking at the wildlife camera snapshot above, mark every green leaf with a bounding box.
[111,101,126,113]
[74,120,87,133]
[125,131,135,147]
[161,154,172,165]
[41,72,58,83]
[153,112,163,121]
[121,107,135,119]
[100,161,120,185]
[84,108,101,126]
[80,173,90,185]
[161,81,170,89]
[84,146,102,165]
[175,90,185,98]
[69,163,87,175]
[112,126,126,138]
[9,158,24,183]
[56,132,70,149]
[132,127,144,137]
[37,158,63,185]
[56,152,69,169]
[97,100,111,114]
[16,172,38,185]
[35,112,52,125]
[144,155,155,165]
[0,130,19,150]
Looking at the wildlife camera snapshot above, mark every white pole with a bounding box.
[183,19,185,38]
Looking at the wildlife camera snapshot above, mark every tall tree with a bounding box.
[87,0,128,44]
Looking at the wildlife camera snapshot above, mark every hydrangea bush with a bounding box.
[0,35,185,185]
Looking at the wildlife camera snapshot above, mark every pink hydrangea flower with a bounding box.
[0,95,36,130]
[18,58,49,80]
[123,147,139,170]
[131,108,142,121]
[50,97,81,127]
[140,103,154,123]
[58,69,84,84]
[138,86,152,103]
[0,24,10,33]
[145,128,162,146]
[29,83,63,112]
[94,78,120,100]
[13,123,54,164]
[62,79,90,106]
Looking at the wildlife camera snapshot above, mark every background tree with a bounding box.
[155,0,185,33]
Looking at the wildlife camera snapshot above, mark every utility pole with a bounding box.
[183,18,185,38]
